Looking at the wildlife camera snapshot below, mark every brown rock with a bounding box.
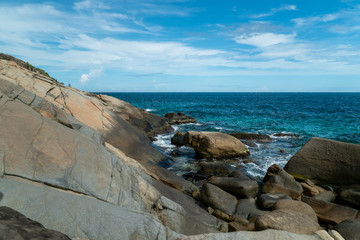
[273,199,317,222]
[228,221,247,232]
[302,196,360,224]
[314,191,336,202]
[208,177,258,199]
[184,131,250,159]
[301,180,325,197]
[213,209,234,222]
[171,131,186,146]
[284,137,360,185]
[255,209,322,235]
[262,164,303,199]
[230,133,272,143]
[201,183,237,215]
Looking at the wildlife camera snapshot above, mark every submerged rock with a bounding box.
[184,131,250,159]
[165,112,197,124]
[284,137,360,185]
[231,132,272,143]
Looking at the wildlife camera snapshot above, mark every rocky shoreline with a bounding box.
[0,54,359,240]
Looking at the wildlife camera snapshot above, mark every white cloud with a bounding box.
[293,14,338,26]
[73,0,110,11]
[234,33,295,48]
[79,68,103,83]
[251,4,297,18]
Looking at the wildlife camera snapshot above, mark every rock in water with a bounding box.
[230,133,272,143]
[165,112,197,124]
[284,137,360,185]
[0,206,71,240]
[255,209,322,235]
[184,131,250,159]
[262,164,303,199]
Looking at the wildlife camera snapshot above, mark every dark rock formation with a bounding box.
[171,131,186,146]
[165,112,197,124]
[197,163,234,178]
[339,185,360,208]
[0,206,71,240]
[262,164,303,199]
[232,198,268,220]
[284,137,360,185]
[230,133,272,147]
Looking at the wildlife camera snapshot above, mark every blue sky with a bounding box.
[1,0,360,92]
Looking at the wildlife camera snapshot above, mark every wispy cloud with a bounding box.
[251,4,297,18]
[235,33,295,48]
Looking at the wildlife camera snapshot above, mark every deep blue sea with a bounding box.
[100,92,360,180]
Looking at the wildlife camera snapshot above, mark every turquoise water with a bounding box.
[100,92,360,179]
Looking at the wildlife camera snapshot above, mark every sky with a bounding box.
[1,0,360,92]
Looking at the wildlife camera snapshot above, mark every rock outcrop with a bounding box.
[165,112,197,124]
[0,57,224,238]
[184,131,250,159]
[284,137,360,185]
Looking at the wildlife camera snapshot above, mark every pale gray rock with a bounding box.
[201,183,237,215]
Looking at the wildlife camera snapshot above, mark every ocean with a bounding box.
[100,92,360,180]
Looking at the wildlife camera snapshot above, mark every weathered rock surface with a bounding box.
[0,177,182,240]
[257,193,292,210]
[178,229,336,240]
[0,58,224,238]
[262,164,303,199]
[197,162,234,177]
[338,185,360,208]
[184,131,250,159]
[232,198,268,220]
[273,199,317,222]
[165,112,197,124]
[302,196,360,224]
[0,59,170,164]
[208,177,258,198]
[334,219,360,240]
[301,180,326,197]
[255,209,322,235]
[201,183,237,215]
[0,206,71,240]
[284,137,360,185]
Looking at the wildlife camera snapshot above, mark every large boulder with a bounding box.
[0,206,70,240]
[201,183,237,215]
[171,131,186,146]
[284,137,360,185]
[334,219,360,240]
[255,209,322,235]
[165,112,197,124]
[302,196,360,224]
[184,131,250,159]
[273,199,317,222]
[262,164,303,199]
[208,177,258,198]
